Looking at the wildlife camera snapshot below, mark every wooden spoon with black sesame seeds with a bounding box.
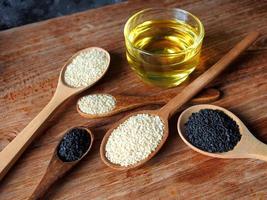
[29,126,94,200]
[178,104,267,161]
[100,31,259,170]
[0,47,110,181]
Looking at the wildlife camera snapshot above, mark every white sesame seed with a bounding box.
[78,94,116,115]
[105,114,164,167]
[64,48,109,87]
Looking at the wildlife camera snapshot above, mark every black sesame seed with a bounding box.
[57,128,90,162]
[184,109,241,153]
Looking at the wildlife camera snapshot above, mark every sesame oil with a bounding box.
[126,19,202,87]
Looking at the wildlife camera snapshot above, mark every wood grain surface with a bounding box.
[0,0,266,199]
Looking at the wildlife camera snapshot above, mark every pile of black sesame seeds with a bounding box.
[57,128,90,162]
[184,109,241,153]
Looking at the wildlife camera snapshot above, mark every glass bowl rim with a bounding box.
[124,7,205,56]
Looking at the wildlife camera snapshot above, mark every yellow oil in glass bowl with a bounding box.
[124,8,204,87]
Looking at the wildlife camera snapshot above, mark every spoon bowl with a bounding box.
[30,126,94,200]
[60,47,110,91]
[177,104,267,161]
[100,110,169,170]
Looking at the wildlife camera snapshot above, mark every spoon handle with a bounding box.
[160,31,259,118]
[250,141,267,162]
[29,155,73,200]
[244,129,267,162]
[160,88,220,104]
[0,89,71,181]
[122,88,220,104]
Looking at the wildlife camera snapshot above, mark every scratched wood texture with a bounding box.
[0,0,267,199]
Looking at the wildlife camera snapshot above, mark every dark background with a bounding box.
[0,0,125,30]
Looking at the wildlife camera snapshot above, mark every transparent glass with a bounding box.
[124,8,205,87]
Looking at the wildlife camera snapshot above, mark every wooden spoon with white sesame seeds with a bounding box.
[76,88,221,119]
[0,47,110,181]
[100,31,259,170]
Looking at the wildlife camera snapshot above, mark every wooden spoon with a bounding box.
[100,31,259,170]
[77,88,221,119]
[177,104,267,161]
[0,47,110,180]
[29,127,94,200]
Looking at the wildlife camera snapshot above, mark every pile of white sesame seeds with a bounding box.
[105,113,164,167]
[78,94,116,115]
[64,48,109,88]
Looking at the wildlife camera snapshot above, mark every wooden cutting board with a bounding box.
[0,0,266,199]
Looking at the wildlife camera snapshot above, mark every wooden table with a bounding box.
[0,0,266,199]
